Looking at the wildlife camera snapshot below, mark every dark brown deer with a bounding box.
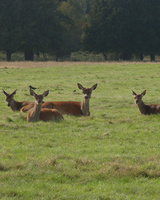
[2,89,33,111]
[132,90,160,115]
[21,83,97,116]
[27,89,64,122]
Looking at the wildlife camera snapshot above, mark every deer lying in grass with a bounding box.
[27,89,64,122]
[2,89,33,111]
[21,83,97,116]
[132,90,160,115]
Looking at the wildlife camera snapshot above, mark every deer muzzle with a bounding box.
[84,95,89,100]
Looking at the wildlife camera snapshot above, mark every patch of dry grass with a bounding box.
[0,61,159,69]
[0,61,108,68]
[97,156,160,179]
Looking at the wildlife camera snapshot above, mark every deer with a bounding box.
[2,89,33,111]
[27,89,64,122]
[132,90,160,115]
[21,83,97,116]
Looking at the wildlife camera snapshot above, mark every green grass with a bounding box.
[1,62,160,199]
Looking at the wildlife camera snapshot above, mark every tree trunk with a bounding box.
[6,51,11,61]
[150,54,155,61]
[25,50,34,61]
[56,54,59,61]
[103,53,107,61]
[139,53,144,61]
[35,52,40,58]
[122,51,132,60]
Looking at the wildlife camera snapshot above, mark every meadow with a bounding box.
[0,61,160,200]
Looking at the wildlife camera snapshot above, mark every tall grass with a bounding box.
[0,62,160,199]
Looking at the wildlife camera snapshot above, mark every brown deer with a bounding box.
[21,83,97,116]
[132,90,160,115]
[27,89,64,122]
[2,89,33,111]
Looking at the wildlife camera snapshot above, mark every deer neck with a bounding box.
[137,100,148,114]
[30,103,41,121]
[10,99,24,111]
[9,99,19,111]
[81,98,90,116]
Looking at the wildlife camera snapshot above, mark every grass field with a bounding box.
[0,61,160,200]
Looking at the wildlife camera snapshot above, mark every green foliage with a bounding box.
[0,0,70,61]
[0,0,94,61]
[1,62,160,199]
[0,0,22,60]
[59,0,92,55]
[84,0,160,60]
[70,51,105,61]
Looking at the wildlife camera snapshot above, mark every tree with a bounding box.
[18,0,67,61]
[58,0,86,57]
[0,0,21,61]
[117,0,160,60]
[0,0,94,61]
[83,0,118,60]
[141,0,160,60]
[83,0,160,61]
[0,0,70,61]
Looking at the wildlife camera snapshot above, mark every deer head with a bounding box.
[30,89,49,104]
[2,89,17,107]
[132,90,146,104]
[77,83,97,100]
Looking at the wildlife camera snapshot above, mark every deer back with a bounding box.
[41,101,82,116]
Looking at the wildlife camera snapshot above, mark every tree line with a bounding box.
[0,0,160,61]
[0,0,90,61]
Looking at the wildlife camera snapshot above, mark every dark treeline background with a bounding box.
[0,0,160,61]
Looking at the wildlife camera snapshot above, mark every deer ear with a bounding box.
[77,83,84,90]
[43,90,49,97]
[91,84,97,91]
[2,89,8,96]
[141,90,146,96]
[12,89,17,96]
[132,90,137,96]
[30,89,36,97]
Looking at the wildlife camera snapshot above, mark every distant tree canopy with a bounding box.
[0,0,93,61]
[83,0,160,61]
[0,0,71,61]
[0,0,160,61]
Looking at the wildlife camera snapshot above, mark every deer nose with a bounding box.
[7,103,10,107]
[84,96,89,99]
